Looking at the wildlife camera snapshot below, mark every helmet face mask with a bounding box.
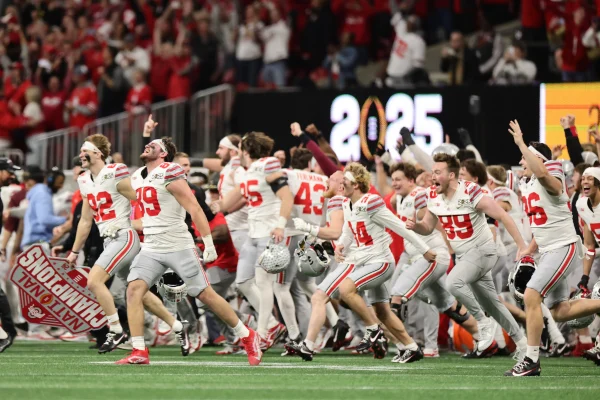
[295,236,331,277]
[258,239,291,274]
[509,256,536,304]
[158,270,188,303]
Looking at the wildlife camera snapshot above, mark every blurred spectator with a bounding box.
[560,6,591,82]
[470,18,503,81]
[299,0,337,73]
[23,86,45,166]
[384,9,427,87]
[582,16,600,79]
[41,73,72,132]
[125,69,151,115]
[209,0,238,79]
[167,33,196,100]
[115,33,150,86]
[235,5,264,87]
[323,32,358,89]
[66,65,97,129]
[260,7,291,88]
[492,41,537,84]
[0,80,31,150]
[191,13,220,90]
[5,62,32,114]
[97,46,127,118]
[440,31,480,84]
[331,0,374,64]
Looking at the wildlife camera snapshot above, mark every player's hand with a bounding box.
[515,245,529,261]
[508,119,525,146]
[271,228,284,244]
[567,114,575,127]
[305,124,319,136]
[290,122,302,137]
[578,274,590,294]
[423,249,436,262]
[0,248,6,262]
[405,217,416,231]
[143,114,158,137]
[66,251,78,265]
[551,144,565,160]
[559,116,570,129]
[210,200,222,213]
[53,225,63,237]
[51,245,63,257]
[334,244,345,262]
[203,245,218,263]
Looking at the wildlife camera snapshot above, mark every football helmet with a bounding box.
[508,256,536,304]
[157,269,188,303]
[566,290,596,329]
[258,239,290,274]
[592,280,600,301]
[432,143,459,157]
[295,236,331,277]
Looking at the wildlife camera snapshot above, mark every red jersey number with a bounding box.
[522,192,547,226]
[240,179,263,207]
[87,192,116,222]
[294,182,327,215]
[348,221,374,246]
[439,215,474,240]
[136,187,161,216]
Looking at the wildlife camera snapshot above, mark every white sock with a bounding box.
[305,339,315,351]
[132,336,145,351]
[494,323,506,348]
[107,313,119,324]
[541,304,565,344]
[172,320,183,333]
[405,341,418,351]
[0,327,7,339]
[366,324,378,331]
[110,324,123,334]
[107,313,123,334]
[396,342,406,351]
[232,320,250,338]
[580,335,592,344]
[526,345,540,362]
[273,283,300,340]
[255,268,275,338]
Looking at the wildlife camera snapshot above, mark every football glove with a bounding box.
[578,274,590,294]
[293,218,319,237]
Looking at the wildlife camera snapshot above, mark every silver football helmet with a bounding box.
[157,269,188,303]
[258,239,291,274]
[567,290,596,329]
[295,236,331,277]
[508,256,536,304]
[431,143,459,157]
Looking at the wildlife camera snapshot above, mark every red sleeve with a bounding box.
[70,190,82,216]
[0,102,27,130]
[306,141,339,177]
[141,86,152,106]
[209,212,227,230]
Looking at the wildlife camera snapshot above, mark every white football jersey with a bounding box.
[427,180,494,257]
[576,196,600,245]
[396,186,446,258]
[243,157,282,239]
[340,194,394,265]
[218,157,248,231]
[493,186,525,248]
[285,169,328,237]
[482,185,507,257]
[78,163,132,237]
[520,160,577,253]
[131,162,195,252]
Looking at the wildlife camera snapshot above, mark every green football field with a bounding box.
[1,342,600,400]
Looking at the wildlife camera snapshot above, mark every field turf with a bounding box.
[1,342,599,400]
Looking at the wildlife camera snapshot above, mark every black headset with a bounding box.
[46,167,64,189]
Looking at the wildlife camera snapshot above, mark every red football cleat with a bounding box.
[266,323,287,346]
[115,348,150,365]
[241,328,263,366]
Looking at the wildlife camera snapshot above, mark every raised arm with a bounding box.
[476,195,526,259]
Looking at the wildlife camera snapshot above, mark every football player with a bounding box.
[505,120,600,376]
[116,119,262,366]
[406,153,528,362]
[67,128,187,354]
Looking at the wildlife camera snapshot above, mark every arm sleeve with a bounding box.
[564,127,585,165]
[371,206,430,255]
[544,160,565,180]
[114,164,130,183]
[493,187,511,202]
[407,144,433,171]
[264,157,282,174]
[306,140,340,176]
[466,183,484,206]
[326,198,343,214]
[400,147,417,165]
[466,144,484,163]
[164,164,186,185]
[414,191,428,210]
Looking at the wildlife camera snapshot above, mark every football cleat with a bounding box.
[547,342,575,358]
[397,346,424,363]
[0,335,14,353]
[98,331,129,354]
[115,348,150,365]
[372,335,389,359]
[174,327,190,357]
[504,357,541,376]
[583,344,600,361]
[295,342,315,361]
[462,340,499,359]
[266,323,287,347]
[391,350,406,363]
[240,328,263,366]
[332,319,350,352]
[495,347,512,357]
[356,326,384,353]
[423,348,440,358]
[283,336,302,356]
[216,343,235,355]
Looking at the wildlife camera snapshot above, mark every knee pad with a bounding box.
[445,301,470,325]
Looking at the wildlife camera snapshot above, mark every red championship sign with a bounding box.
[10,245,106,334]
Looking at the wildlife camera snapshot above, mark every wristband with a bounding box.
[223,211,229,216]
[309,225,320,237]
[586,249,595,259]
[277,216,287,229]
[71,250,79,255]
[202,235,214,249]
